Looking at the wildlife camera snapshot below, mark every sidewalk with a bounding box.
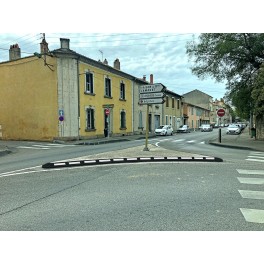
[209,126,264,152]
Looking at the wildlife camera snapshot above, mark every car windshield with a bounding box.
[157,126,165,129]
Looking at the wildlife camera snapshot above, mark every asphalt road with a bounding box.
[1,131,264,230]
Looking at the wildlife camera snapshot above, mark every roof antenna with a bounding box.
[99,50,103,62]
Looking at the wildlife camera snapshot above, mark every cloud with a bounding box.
[0,33,227,99]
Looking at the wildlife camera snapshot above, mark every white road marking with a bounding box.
[248,156,264,159]
[17,143,76,150]
[240,208,264,224]
[238,190,264,200]
[187,140,195,143]
[237,169,264,175]
[250,152,264,155]
[237,177,264,185]
[173,139,185,142]
[246,158,264,162]
[17,146,49,150]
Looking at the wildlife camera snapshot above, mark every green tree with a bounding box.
[186,33,264,118]
[252,65,264,118]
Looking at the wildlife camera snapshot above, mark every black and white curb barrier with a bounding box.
[42,156,223,169]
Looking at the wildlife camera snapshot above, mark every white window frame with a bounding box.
[120,81,125,100]
[85,71,94,94]
[105,76,112,97]
[120,110,126,129]
[85,107,95,130]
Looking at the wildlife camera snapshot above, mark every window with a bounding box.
[105,77,111,97]
[86,108,95,130]
[120,82,125,100]
[85,72,94,94]
[177,99,180,109]
[120,110,126,129]
[166,96,169,107]
[172,97,175,108]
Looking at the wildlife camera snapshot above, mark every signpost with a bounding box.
[217,108,226,143]
[139,83,166,151]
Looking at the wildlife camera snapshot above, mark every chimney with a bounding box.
[143,75,146,81]
[40,38,49,54]
[103,58,108,65]
[113,58,120,70]
[9,44,21,61]
[60,38,70,49]
[150,74,154,84]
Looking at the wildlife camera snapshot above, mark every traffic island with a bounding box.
[42,156,223,169]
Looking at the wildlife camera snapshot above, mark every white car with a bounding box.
[200,124,213,132]
[177,125,190,133]
[155,125,173,136]
[226,124,241,134]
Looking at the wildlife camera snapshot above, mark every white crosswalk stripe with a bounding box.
[240,208,264,224]
[237,169,264,224]
[246,151,264,163]
[17,143,76,150]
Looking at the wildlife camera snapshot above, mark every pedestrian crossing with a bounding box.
[237,169,264,224]
[150,138,205,145]
[16,143,76,150]
[246,151,264,163]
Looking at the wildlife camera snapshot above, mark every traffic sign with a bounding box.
[217,108,225,117]
[105,108,110,115]
[139,92,165,99]
[139,83,165,93]
[139,98,165,105]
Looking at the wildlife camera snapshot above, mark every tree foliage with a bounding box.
[252,65,264,118]
[186,33,264,118]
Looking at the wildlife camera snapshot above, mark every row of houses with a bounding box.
[0,37,231,141]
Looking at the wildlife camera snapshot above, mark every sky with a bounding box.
[0,32,227,100]
[1,1,262,102]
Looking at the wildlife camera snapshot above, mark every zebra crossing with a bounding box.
[237,168,264,224]
[150,138,205,145]
[16,143,76,150]
[246,151,264,163]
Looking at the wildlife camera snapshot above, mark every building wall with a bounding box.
[78,62,133,138]
[163,95,182,131]
[0,56,58,141]
[57,57,79,138]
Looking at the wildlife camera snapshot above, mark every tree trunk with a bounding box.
[256,115,264,140]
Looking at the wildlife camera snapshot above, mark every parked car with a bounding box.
[200,124,213,132]
[155,125,173,136]
[177,125,190,133]
[226,124,241,135]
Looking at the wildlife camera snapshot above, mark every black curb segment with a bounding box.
[208,142,254,151]
[42,156,223,169]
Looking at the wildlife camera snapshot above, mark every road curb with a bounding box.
[42,156,223,169]
[209,142,255,151]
